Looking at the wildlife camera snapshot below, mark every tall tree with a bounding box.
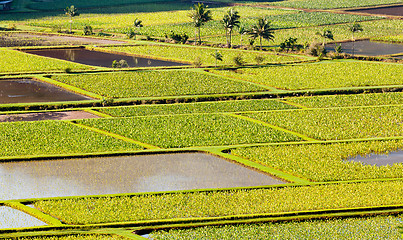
[222,8,240,47]
[350,21,363,56]
[188,3,212,45]
[65,5,79,33]
[247,17,274,50]
[316,29,333,46]
[238,25,247,48]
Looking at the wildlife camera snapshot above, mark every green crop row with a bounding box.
[103,45,299,66]
[150,214,403,240]
[135,12,377,38]
[0,49,89,73]
[4,235,127,240]
[79,114,300,148]
[0,121,142,157]
[25,7,294,33]
[34,180,403,224]
[285,92,403,108]
[51,70,267,99]
[210,61,403,90]
[268,0,403,9]
[26,0,177,11]
[243,105,403,140]
[206,19,403,46]
[372,35,403,43]
[98,99,297,117]
[233,140,403,182]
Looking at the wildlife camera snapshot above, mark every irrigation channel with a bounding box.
[325,40,403,57]
[22,48,189,68]
[0,78,92,104]
[0,206,47,229]
[0,111,100,122]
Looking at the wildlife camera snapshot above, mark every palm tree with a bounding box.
[212,50,223,67]
[238,25,247,47]
[65,5,79,33]
[247,17,274,50]
[349,21,363,56]
[316,29,333,46]
[188,3,212,45]
[222,8,240,47]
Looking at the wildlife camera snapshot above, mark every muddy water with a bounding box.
[0,79,92,104]
[0,206,46,229]
[325,40,403,56]
[347,5,403,17]
[348,150,403,166]
[0,153,284,200]
[0,111,99,122]
[22,48,188,68]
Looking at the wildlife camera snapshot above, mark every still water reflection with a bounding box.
[0,153,284,200]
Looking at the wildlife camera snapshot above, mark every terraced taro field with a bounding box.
[0,0,402,239]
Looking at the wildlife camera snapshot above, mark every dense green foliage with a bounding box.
[0,49,89,73]
[210,61,403,90]
[150,214,403,240]
[269,0,403,9]
[244,105,403,140]
[233,140,403,181]
[79,114,300,148]
[51,70,267,98]
[104,45,298,65]
[98,99,297,117]
[207,19,403,46]
[285,92,403,108]
[9,235,126,240]
[0,121,141,157]
[34,180,403,224]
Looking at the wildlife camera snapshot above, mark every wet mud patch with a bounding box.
[347,150,403,166]
[0,78,92,104]
[0,206,47,229]
[0,111,100,122]
[346,5,403,17]
[0,153,285,200]
[326,40,403,56]
[21,48,189,68]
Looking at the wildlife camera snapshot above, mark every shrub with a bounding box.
[83,25,93,35]
[233,54,245,66]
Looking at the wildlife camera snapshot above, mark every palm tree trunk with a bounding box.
[229,29,232,48]
[260,36,262,50]
[198,27,201,45]
[195,28,197,45]
[70,16,72,33]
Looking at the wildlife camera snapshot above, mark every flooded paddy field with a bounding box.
[325,40,403,56]
[0,111,100,122]
[346,5,403,17]
[348,150,403,166]
[0,78,92,104]
[0,32,125,47]
[21,48,189,68]
[0,206,46,229]
[0,153,284,200]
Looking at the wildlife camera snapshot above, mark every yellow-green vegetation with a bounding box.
[372,34,403,43]
[26,6,295,32]
[210,61,403,90]
[34,180,403,224]
[8,235,127,240]
[79,114,301,148]
[0,49,90,73]
[98,99,297,117]
[233,140,403,182]
[285,92,403,108]
[103,45,298,65]
[149,215,403,240]
[206,19,403,46]
[51,70,268,98]
[244,105,403,140]
[0,121,142,157]
[268,0,403,9]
